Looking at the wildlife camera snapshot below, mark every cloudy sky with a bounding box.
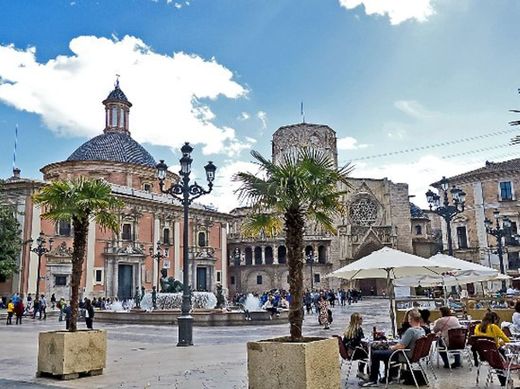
[1,0,519,212]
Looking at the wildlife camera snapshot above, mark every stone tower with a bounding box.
[271,123,338,167]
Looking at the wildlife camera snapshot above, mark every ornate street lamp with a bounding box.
[156,142,216,347]
[28,232,53,297]
[426,176,466,256]
[149,240,168,291]
[306,250,316,290]
[485,209,512,291]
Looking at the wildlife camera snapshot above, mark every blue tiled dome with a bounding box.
[67,132,156,167]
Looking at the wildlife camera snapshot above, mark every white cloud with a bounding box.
[257,111,267,129]
[337,136,369,150]
[394,100,437,119]
[338,0,435,25]
[0,35,249,156]
[237,112,250,121]
[197,159,260,212]
[352,155,482,208]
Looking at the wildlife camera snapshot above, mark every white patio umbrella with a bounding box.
[326,247,454,337]
[394,253,499,288]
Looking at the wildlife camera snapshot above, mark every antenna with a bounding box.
[13,124,18,170]
[301,101,305,124]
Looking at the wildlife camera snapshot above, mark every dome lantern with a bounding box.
[102,76,132,134]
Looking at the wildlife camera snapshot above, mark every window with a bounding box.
[256,275,263,285]
[230,276,235,285]
[94,269,103,284]
[216,271,221,283]
[111,107,118,126]
[163,228,170,245]
[120,109,125,128]
[198,231,207,247]
[314,273,320,283]
[245,247,253,265]
[55,275,67,286]
[509,252,520,271]
[500,181,513,201]
[318,245,327,264]
[58,220,71,236]
[415,225,422,235]
[122,223,132,240]
[143,183,151,192]
[456,226,468,249]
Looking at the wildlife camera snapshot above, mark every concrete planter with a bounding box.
[247,336,340,389]
[37,329,107,379]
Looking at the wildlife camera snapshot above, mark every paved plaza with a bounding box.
[0,298,516,388]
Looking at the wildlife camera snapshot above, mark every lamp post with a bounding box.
[232,248,241,293]
[426,176,466,256]
[156,142,216,347]
[485,209,511,291]
[29,232,53,297]
[306,250,316,290]
[149,240,168,291]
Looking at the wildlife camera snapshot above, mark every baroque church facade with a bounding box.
[0,83,231,300]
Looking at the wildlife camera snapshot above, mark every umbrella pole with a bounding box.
[387,270,396,338]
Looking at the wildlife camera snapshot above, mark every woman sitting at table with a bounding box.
[474,311,510,347]
[342,313,369,378]
[432,306,461,368]
[419,309,432,335]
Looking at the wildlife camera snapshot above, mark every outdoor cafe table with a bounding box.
[362,339,401,363]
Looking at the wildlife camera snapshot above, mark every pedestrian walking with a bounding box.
[63,302,72,330]
[39,294,47,320]
[318,294,331,330]
[84,298,94,329]
[32,297,40,319]
[50,293,56,309]
[6,299,14,325]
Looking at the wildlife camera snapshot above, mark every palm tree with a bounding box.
[33,178,123,332]
[235,149,352,341]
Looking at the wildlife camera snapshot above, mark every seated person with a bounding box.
[342,313,369,378]
[511,301,520,334]
[362,309,425,387]
[474,311,510,347]
[261,294,278,318]
[419,309,432,335]
[432,306,462,368]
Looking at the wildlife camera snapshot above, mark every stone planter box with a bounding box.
[37,329,107,379]
[247,336,340,389]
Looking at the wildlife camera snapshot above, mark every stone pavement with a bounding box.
[0,298,516,388]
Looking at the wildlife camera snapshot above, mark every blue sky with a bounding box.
[1,0,520,211]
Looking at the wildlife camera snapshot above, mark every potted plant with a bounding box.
[235,149,352,389]
[33,178,123,379]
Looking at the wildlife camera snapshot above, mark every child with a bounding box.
[6,299,14,325]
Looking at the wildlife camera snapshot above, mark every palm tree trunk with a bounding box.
[285,208,304,341]
[69,217,89,332]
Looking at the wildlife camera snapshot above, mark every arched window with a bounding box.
[254,247,262,265]
[163,228,170,245]
[415,225,422,235]
[198,231,207,247]
[245,247,253,265]
[120,109,125,128]
[265,246,273,265]
[111,107,118,126]
[278,246,287,264]
[305,245,314,260]
[318,245,326,264]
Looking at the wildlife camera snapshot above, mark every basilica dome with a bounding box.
[67,131,156,168]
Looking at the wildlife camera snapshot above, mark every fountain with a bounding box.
[96,290,288,326]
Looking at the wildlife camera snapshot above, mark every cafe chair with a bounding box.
[481,342,520,388]
[503,326,513,338]
[333,335,370,385]
[473,338,497,386]
[436,327,473,371]
[385,336,431,389]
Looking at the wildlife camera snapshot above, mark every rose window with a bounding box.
[349,198,378,226]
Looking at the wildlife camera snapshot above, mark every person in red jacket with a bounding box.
[14,300,24,325]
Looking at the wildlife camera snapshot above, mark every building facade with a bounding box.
[0,83,230,300]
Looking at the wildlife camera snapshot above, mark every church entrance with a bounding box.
[118,264,133,300]
[196,267,207,291]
